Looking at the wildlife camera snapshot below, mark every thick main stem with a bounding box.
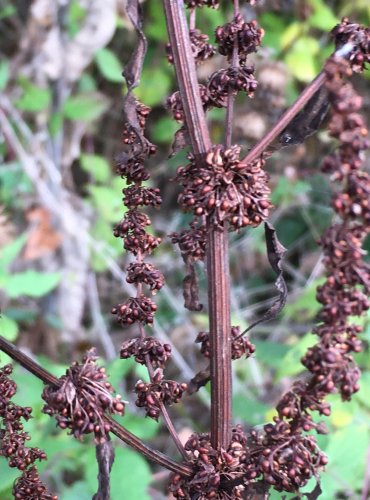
[163,0,232,449]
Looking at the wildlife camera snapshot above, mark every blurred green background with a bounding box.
[0,1,369,498]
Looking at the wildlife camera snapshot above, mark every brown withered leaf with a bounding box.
[23,206,61,260]
[187,367,210,395]
[183,263,203,312]
[92,439,115,500]
[123,0,147,90]
[169,126,190,157]
[237,221,287,339]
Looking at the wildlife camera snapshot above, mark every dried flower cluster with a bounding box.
[135,374,188,421]
[115,98,187,420]
[167,29,215,65]
[196,326,255,360]
[245,24,370,494]
[42,348,125,443]
[216,14,264,63]
[176,145,271,230]
[169,426,252,499]
[0,364,56,499]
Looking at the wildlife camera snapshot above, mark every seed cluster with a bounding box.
[167,29,215,65]
[169,426,252,499]
[176,145,271,230]
[184,0,220,8]
[135,374,188,421]
[0,364,56,499]
[42,349,125,443]
[196,326,255,360]
[216,14,264,64]
[116,98,187,419]
[120,337,172,369]
[249,27,370,494]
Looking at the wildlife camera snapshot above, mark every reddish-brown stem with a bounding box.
[0,335,192,477]
[225,0,240,148]
[239,71,327,167]
[163,0,232,450]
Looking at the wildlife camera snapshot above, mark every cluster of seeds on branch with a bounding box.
[112,98,164,323]
[176,144,271,230]
[166,29,215,65]
[42,348,125,443]
[249,425,328,492]
[184,0,220,8]
[120,337,172,369]
[169,426,253,498]
[170,220,207,263]
[247,23,370,494]
[196,326,255,360]
[166,85,209,123]
[215,14,264,64]
[13,466,58,500]
[135,372,188,421]
[116,98,187,419]
[0,364,56,499]
[331,17,370,73]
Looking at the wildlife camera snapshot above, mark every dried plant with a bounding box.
[0,2,369,499]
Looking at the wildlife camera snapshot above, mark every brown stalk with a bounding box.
[163,0,232,449]
[239,71,327,167]
[0,335,192,477]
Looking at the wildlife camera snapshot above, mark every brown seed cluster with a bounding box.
[135,374,187,421]
[184,0,220,8]
[166,85,209,123]
[196,326,255,360]
[251,30,370,494]
[0,365,56,499]
[176,145,271,230]
[331,17,370,73]
[167,29,215,65]
[120,337,172,369]
[250,425,328,492]
[113,98,164,327]
[126,262,165,294]
[169,426,252,498]
[215,14,264,64]
[170,220,207,263]
[42,349,125,443]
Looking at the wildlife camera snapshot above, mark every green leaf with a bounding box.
[88,185,122,223]
[252,340,290,369]
[0,315,19,342]
[276,332,316,378]
[320,424,368,498]
[0,234,27,268]
[0,60,9,91]
[16,82,51,112]
[284,278,325,321]
[80,154,111,183]
[151,116,178,144]
[95,48,123,83]
[0,271,61,298]
[307,0,338,30]
[233,395,270,426]
[285,37,320,82]
[134,66,171,107]
[63,93,109,122]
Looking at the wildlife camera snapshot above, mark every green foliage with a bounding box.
[63,93,109,121]
[95,48,124,83]
[16,79,51,112]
